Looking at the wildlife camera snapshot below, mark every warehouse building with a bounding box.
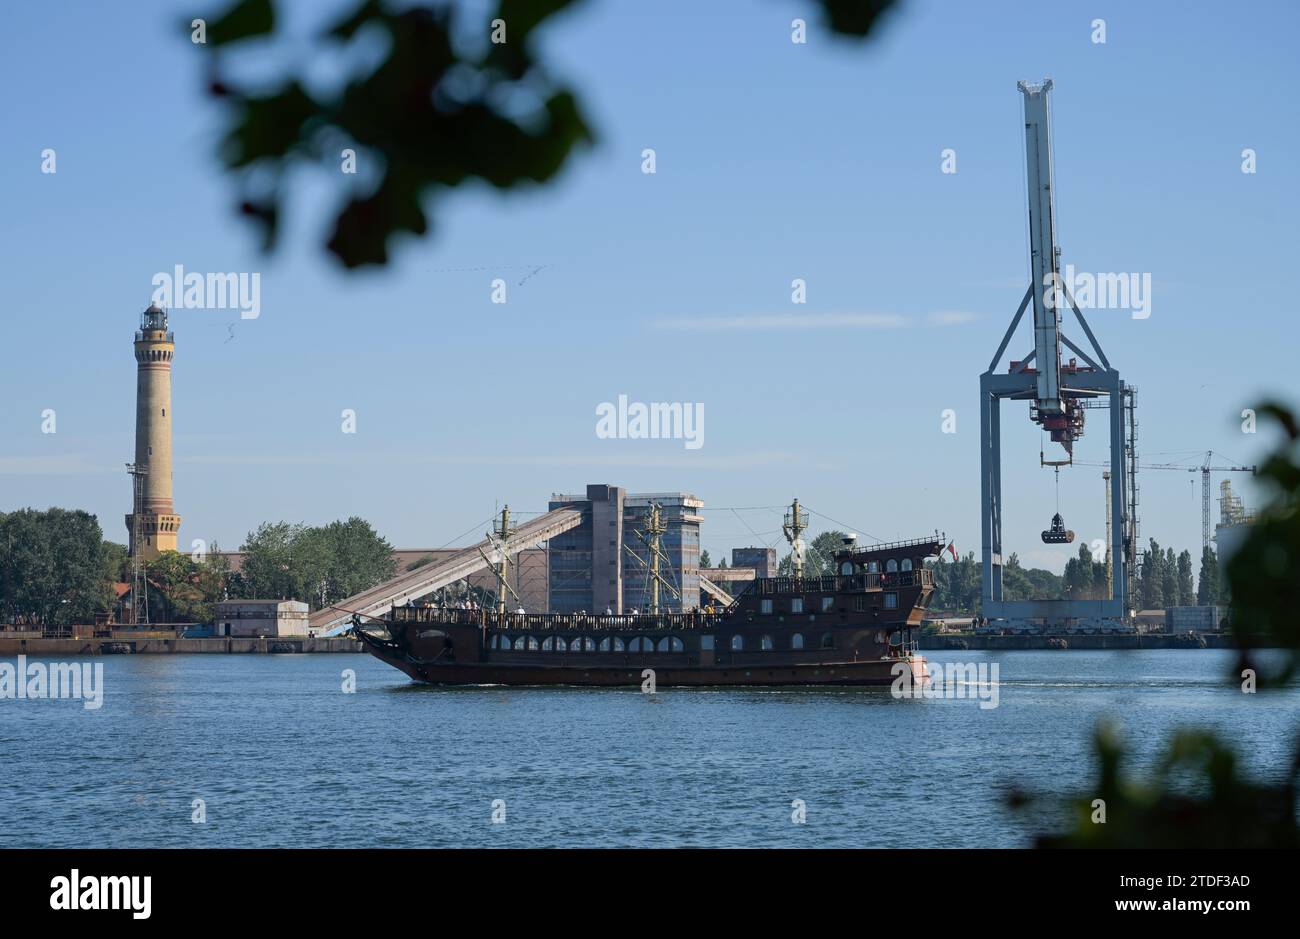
[215,600,309,638]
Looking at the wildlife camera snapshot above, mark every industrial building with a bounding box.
[546,485,703,613]
[215,600,309,638]
[731,546,777,578]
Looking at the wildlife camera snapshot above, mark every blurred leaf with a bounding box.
[1017,723,1300,849]
[221,82,320,167]
[816,0,898,37]
[194,0,897,268]
[199,0,274,46]
[1227,402,1300,685]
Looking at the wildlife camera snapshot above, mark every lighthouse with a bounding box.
[126,303,181,559]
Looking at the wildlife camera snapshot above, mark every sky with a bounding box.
[1,0,1298,575]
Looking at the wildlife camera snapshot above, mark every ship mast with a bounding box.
[782,497,809,577]
[624,502,679,614]
[478,505,521,616]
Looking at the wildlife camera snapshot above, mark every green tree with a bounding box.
[316,517,397,604]
[0,508,106,626]
[699,549,711,569]
[778,530,846,576]
[1162,547,1179,608]
[238,522,301,600]
[193,545,234,621]
[1176,549,1195,606]
[98,541,129,614]
[1196,545,1218,605]
[1139,539,1164,609]
[1003,553,1064,603]
[147,550,201,622]
[928,550,984,614]
[1062,543,1106,601]
[237,518,395,610]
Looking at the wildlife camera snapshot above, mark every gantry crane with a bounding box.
[980,79,1133,632]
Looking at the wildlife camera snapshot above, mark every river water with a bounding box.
[2,649,1296,847]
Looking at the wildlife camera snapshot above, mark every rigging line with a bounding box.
[699,505,785,511]
[437,516,496,550]
[803,507,882,545]
[731,508,775,549]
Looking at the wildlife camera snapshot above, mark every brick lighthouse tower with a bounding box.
[125,303,181,559]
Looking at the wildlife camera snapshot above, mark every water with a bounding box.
[2,650,1296,847]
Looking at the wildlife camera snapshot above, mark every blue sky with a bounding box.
[2,0,1297,573]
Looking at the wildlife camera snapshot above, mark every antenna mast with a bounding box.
[484,505,519,615]
[125,462,149,625]
[782,498,809,577]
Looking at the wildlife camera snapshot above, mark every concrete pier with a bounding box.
[917,633,1232,651]
[0,637,363,656]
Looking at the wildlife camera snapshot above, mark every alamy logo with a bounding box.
[891,660,999,710]
[1044,265,1152,320]
[0,656,103,710]
[595,394,704,450]
[151,264,261,319]
[50,869,151,919]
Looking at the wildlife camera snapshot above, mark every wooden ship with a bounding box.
[353,500,944,687]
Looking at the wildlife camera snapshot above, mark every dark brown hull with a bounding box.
[358,535,943,689]
[362,641,926,688]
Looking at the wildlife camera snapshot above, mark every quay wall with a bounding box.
[0,637,363,656]
[917,633,1233,651]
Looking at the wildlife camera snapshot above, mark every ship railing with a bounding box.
[755,570,932,595]
[391,606,728,632]
[835,533,945,556]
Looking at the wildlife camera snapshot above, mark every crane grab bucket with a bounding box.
[1041,512,1075,544]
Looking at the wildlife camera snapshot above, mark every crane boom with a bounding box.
[1019,79,1063,425]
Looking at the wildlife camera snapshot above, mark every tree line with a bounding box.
[925,540,1220,615]
[0,509,397,625]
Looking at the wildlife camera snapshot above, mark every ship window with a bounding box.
[790,598,803,614]
[542,636,567,651]
[760,635,774,651]
[884,592,899,610]
[760,599,773,615]
[513,636,529,651]
[629,637,653,652]
[598,637,610,652]
[731,635,744,651]
[700,635,714,651]
[820,633,834,649]
[868,561,880,573]
[791,633,805,650]
[886,559,898,573]
[572,636,595,651]
[613,637,625,652]
[901,558,913,572]
[657,636,684,652]
[821,596,834,612]
[840,561,853,575]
